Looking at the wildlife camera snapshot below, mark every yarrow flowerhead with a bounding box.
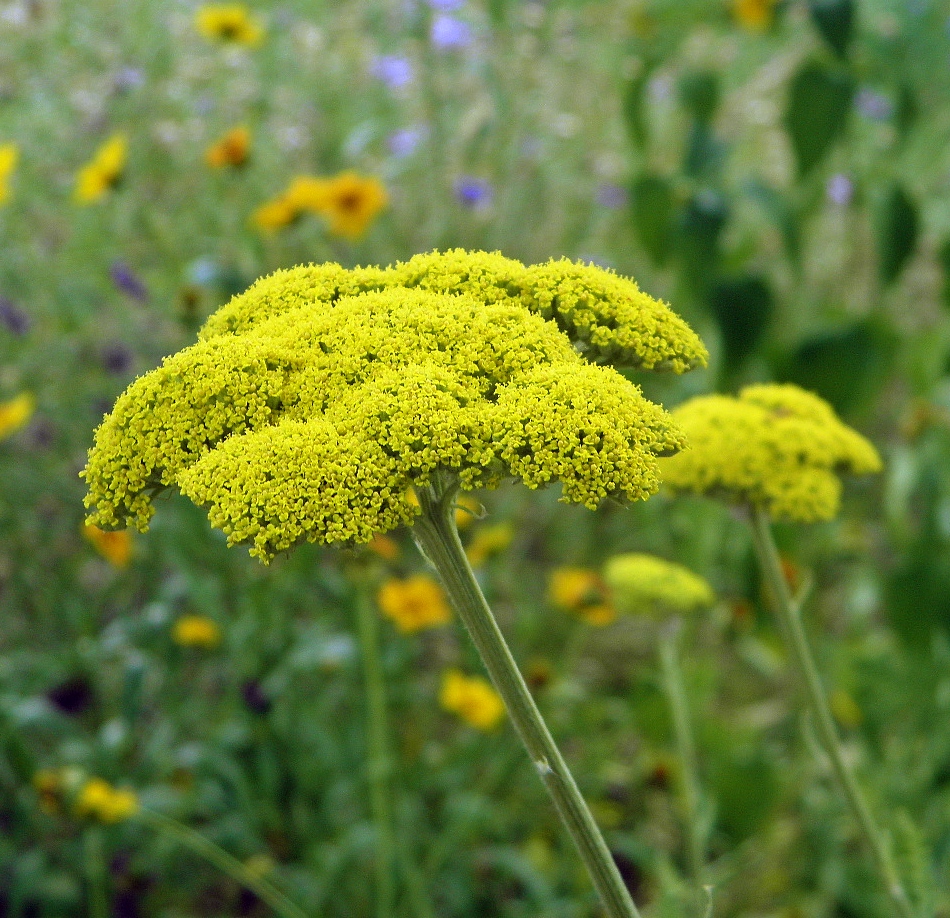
[74,134,127,204]
[378,575,451,633]
[82,250,706,562]
[440,669,505,730]
[602,553,714,617]
[661,383,882,523]
[195,4,264,45]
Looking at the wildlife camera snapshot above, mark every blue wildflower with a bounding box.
[109,261,149,303]
[388,127,425,157]
[431,15,472,49]
[826,174,853,207]
[371,55,413,89]
[428,0,465,9]
[454,176,493,209]
[596,183,628,209]
[856,88,892,121]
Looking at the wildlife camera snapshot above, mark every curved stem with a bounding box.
[748,506,915,918]
[136,807,309,918]
[658,623,706,892]
[412,480,642,918]
[352,570,396,918]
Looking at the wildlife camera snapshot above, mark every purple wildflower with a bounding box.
[428,0,465,9]
[826,173,854,207]
[856,88,892,121]
[431,15,472,49]
[371,55,413,89]
[109,261,149,303]
[387,127,425,158]
[101,343,133,375]
[113,67,145,92]
[0,296,29,336]
[596,183,628,209]
[454,177,493,210]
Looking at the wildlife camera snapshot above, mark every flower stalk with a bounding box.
[748,506,914,918]
[412,477,642,918]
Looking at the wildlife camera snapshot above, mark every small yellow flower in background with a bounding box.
[74,134,127,204]
[454,494,482,529]
[33,768,66,814]
[548,566,616,624]
[315,171,388,240]
[602,553,715,617]
[172,614,222,649]
[83,523,133,568]
[732,0,776,31]
[378,575,451,633]
[206,125,250,168]
[367,533,400,561]
[661,383,882,523]
[440,669,505,730]
[0,392,34,439]
[195,4,264,45]
[74,778,138,823]
[244,853,276,878]
[830,689,862,729]
[465,522,513,567]
[250,175,326,233]
[0,144,18,205]
[251,195,300,232]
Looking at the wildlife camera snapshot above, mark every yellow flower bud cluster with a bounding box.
[602,553,714,617]
[661,384,882,522]
[83,251,706,561]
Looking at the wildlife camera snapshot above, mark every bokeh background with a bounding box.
[3,0,950,915]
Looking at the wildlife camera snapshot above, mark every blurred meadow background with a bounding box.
[4,0,950,915]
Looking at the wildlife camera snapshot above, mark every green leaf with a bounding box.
[878,184,919,285]
[938,239,950,312]
[630,174,675,266]
[895,83,918,141]
[784,62,854,176]
[808,0,856,58]
[676,188,729,285]
[623,71,651,149]
[678,70,720,125]
[709,274,775,369]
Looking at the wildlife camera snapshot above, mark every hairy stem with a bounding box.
[413,480,642,918]
[352,570,396,918]
[749,506,915,918]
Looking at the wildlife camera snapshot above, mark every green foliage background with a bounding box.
[3,0,950,915]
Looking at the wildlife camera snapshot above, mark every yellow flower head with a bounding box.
[195,4,264,45]
[0,144,18,205]
[74,134,127,204]
[661,384,882,522]
[206,125,250,168]
[439,669,505,730]
[74,778,138,823]
[732,0,776,31]
[378,575,451,633]
[465,522,513,567]
[82,251,706,562]
[548,567,616,625]
[602,553,714,617]
[172,614,222,649]
[314,171,388,241]
[250,176,328,233]
[82,523,132,568]
[0,392,34,439]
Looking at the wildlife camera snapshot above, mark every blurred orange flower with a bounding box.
[195,4,264,45]
[82,523,132,568]
[378,574,451,633]
[206,125,250,168]
[440,669,505,730]
[548,566,616,625]
[0,144,18,205]
[315,171,388,240]
[74,134,127,204]
[367,533,400,561]
[732,0,776,32]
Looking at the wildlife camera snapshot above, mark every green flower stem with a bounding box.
[413,481,642,918]
[657,623,706,891]
[351,568,396,918]
[748,506,914,918]
[136,806,309,918]
[83,828,109,918]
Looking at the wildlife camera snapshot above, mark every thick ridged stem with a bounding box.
[749,506,915,918]
[413,481,642,918]
[352,571,396,918]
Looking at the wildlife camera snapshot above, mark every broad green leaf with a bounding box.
[630,174,675,266]
[808,0,856,58]
[678,70,720,125]
[878,183,919,284]
[709,274,775,369]
[784,62,854,176]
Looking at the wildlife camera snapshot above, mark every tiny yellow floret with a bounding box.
[74,778,139,823]
[206,125,250,168]
[195,4,264,45]
[603,553,714,617]
[83,523,132,568]
[74,134,127,204]
[732,0,776,31]
[440,669,506,730]
[0,392,34,439]
[661,384,882,523]
[378,575,451,633]
[0,144,18,205]
[172,614,223,648]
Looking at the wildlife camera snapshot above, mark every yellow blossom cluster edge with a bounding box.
[661,383,882,522]
[83,250,708,562]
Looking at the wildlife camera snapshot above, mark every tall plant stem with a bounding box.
[137,807,309,918]
[413,480,642,918]
[352,569,397,918]
[658,624,706,891]
[748,506,914,918]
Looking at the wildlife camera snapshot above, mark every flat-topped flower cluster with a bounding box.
[83,250,707,561]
